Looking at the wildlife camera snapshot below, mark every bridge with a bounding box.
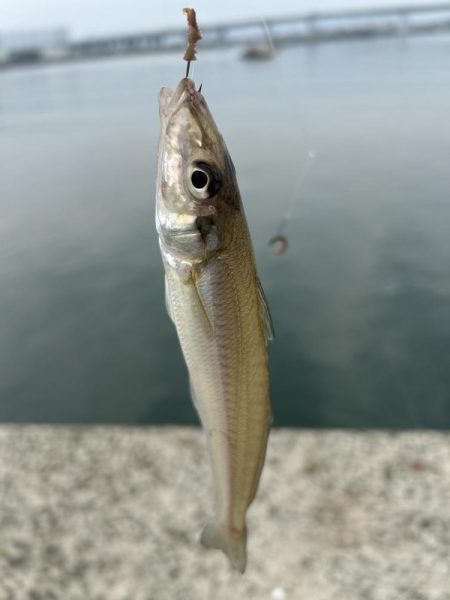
[2,3,450,66]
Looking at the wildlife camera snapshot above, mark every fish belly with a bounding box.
[165,249,270,544]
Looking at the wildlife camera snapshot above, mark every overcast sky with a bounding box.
[0,0,438,39]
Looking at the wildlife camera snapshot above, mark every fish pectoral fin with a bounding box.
[165,275,175,324]
[191,272,215,338]
[257,277,275,342]
[166,271,214,336]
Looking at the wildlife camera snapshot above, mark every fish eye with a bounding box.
[191,169,209,191]
[188,162,222,200]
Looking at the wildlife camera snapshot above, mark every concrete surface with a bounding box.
[0,427,449,600]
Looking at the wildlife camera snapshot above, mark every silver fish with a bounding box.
[155,78,272,573]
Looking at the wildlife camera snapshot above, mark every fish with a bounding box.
[155,77,273,573]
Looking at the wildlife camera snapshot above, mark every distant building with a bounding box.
[0,28,69,64]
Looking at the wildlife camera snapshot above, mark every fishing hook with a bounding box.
[269,234,288,256]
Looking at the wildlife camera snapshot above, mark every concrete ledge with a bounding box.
[0,427,449,599]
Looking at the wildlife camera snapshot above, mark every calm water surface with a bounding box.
[1,36,450,427]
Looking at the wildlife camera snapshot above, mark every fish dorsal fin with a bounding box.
[257,277,274,343]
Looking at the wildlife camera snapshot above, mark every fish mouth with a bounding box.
[159,78,204,123]
[173,77,200,105]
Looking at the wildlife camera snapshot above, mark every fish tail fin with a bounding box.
[200,522,247,573]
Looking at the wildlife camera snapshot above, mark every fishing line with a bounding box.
[276,149,316,235]
[260,17,276,54]
[269,149,317,255]
[261,37,318,256]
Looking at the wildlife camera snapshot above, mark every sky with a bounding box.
[0,0,440,39]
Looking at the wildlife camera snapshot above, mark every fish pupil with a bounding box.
[191,169,209,190]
